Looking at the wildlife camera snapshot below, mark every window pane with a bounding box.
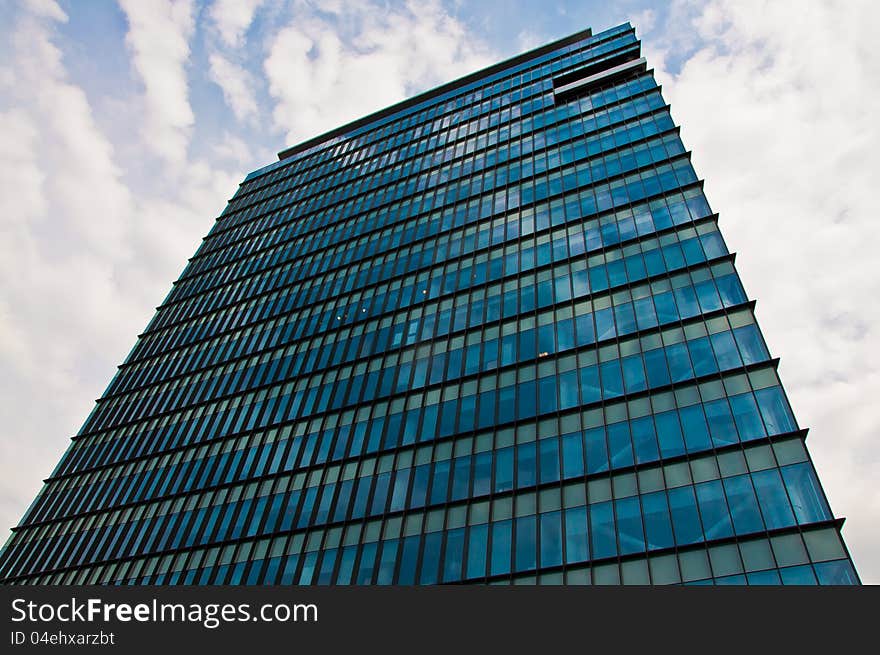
[616,496,646,555]
[466,524,489,579]
[419,532,442,584]
[539,438,561,484]
[695,480,734,540]
[781,462,832,525]
[668,486,703,546]
[755,387,797,435]
[515,516,537,573]
[561,432,585,479]
[723,474,765,536]
[540,511,564,568]
[643,490,675,551]
[729,393,766,442]
[584,426,609,474]
[752,469,796,530]
[490,520,512,576]
[590,501,617,559]
[442,529,465,582]
[564,506,590,563]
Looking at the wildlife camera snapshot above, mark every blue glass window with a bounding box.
[654,291,678,323]
[590,501,617,560]
[473,451,492,496]
[703,399,739,447]
[655,410,686,458]
[442,528,465,582]
[615,496,645,555]
[580,365,601,404]
[370,472,391,515]
[710,331,742,371]
[557,318,576,352]
[516,442,537,489]
[781,462,831,524]
[490,520,512,576]
[575,313,596,346]
[397,535,421,584]
[517,380,537,420]
[600,360,624,399]
[679,404,713,452]
[477,390,496,429]
[466,524,489,579]
[642,491,674,550]
[729,393,766,442]
[495,447,514,493]
[630,415,660,464]
[439,399,457,437]
[538,375,558,414]
[419,532,442,584]
[430,460,450,505]
[607,421,634,469]
[716,274,747,306]
[539,438,560,484]
[595,307,616,341]
[459,395,476,433]
[622,354,647,393]
[733,324,769,365]
[695,480,734,540]
[752,469,796,530]
[673,286,700,319]
[635,298,660,333]
[539,511,563,568]
[694,280,723,313]
[410,464,430,508]
[376,539,399,585]
[814,559,858,585]
[337,546,357,585]
[644,348,670,388]
[451,455,471,501]
[668,486,703,545]
[747,569,781,585]
[723,474,764,535]
[614,303,637,335]
[780,564,817,585]
[755,386,797,435]
[356,542,378,584]
[666,342,693,382]
[687,336,717,377]
[297,552,317,585]
[584,426,609,474]
[564,506,590,563]
[561,431,584,479]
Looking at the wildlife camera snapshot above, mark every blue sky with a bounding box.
[1,0,878,582]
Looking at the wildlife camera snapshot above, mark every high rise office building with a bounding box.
[0,22,859,586]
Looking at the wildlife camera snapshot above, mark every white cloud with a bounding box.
[264,0,494,144]
[630,8,656,35]
[212,131,255,164]
[205,0,265,124]
[647,0,880,582]
[208,52,259,123]
[516,29,544,52]
[118,0,195,166]
[0,0,247,553]
[23,0,66,21]
[208,0,265,49]
[0,2,143,547]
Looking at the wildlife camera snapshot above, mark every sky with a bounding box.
[0,0,877,583]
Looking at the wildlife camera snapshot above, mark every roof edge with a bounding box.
[276,26,594,162]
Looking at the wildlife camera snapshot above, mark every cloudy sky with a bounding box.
[0,0,877,583]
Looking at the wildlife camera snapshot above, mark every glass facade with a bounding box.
[0,23,859,585]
